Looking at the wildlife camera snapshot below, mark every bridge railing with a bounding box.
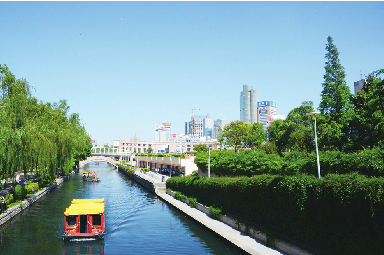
[91,147,130,155]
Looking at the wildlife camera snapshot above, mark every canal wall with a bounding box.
[117,166,167,195]
[163,190,311,255]
[0,168,78,227]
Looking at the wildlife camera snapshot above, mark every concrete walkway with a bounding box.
[158,192,285,255]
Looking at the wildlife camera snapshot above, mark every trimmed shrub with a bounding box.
[6,193,13,206]
[167,173,384,254]
[14,185,27,201]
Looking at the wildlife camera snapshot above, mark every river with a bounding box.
[0,161,247,255]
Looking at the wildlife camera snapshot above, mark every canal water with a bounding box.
[0,162,247,255]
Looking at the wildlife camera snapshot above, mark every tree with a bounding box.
[0,65,92,180]
[351,69,384,149]
[146,147,153,153]
[319,36,352,116]
[317,36,353,151]
[268,101,315,155]
[218,121,266,152]
[194,144,208,153]
[246,122,266,151]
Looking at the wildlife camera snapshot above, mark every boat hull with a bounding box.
[63,231,105,240]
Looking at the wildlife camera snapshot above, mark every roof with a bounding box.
[64,198,104,215]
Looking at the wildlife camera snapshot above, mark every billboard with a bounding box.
[257,101,276,107]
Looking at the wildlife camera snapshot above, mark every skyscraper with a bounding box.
[257,101,277,132]
[240,85,257,124]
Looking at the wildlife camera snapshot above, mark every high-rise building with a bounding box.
[213,119,231,139]
[203,116,213,138]
[354,80,365,95]
[185,115,212,138]
[240,85,257,124]
[257,101,277,132]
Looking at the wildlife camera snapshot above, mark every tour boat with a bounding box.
[63,198,105,240]
[83,171,100,182]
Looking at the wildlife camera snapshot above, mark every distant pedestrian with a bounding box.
[1,195,6,213]
[32,186,35,194]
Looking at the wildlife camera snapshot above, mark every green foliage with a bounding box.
[268,101,315,155]
[195,148,384,178]
[167,173,384,254]
[351,70,384,150]
[13,185,27,201]
[174,191,187,201]
[146,147,153,153]
[25,182,39,193]
[6,193,13,206]
[188,197,197,208]
[208,206,222,220]
[194,144,209,153]
[116,163,136,176]
[0,65,91,181]
[218,121,266,152]
[141,168,150,172]
[318,36,353,151]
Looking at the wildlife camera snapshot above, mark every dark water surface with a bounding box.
[0,162,247,255]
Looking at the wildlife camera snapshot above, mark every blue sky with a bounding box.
[1,1,383,144]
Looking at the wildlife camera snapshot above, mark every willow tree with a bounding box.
[0,64,92,181]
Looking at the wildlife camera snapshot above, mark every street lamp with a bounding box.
[306,112,321,178]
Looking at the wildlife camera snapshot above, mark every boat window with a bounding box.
[92,214,101,225]
[66,216,77,226]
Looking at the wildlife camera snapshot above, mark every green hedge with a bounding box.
[195,148,384,177]
[13,185,27,201]
[117,164,135,176]
[167,173,384,254]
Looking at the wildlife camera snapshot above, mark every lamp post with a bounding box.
[306,112,321,178]
[170,157,172,177]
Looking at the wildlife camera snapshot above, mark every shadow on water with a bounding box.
[0,162,248,255]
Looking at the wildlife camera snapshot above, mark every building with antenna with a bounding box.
[240,85,257,124]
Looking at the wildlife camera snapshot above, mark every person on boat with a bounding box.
[83,174,86,180]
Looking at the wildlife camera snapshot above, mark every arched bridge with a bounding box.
[80,156,119,168]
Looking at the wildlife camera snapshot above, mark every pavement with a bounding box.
[157,192,285,255]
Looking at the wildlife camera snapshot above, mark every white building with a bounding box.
[240,84,257,124]
[113,138,217,154]
[154,123,172,142]
[203,116,213,138]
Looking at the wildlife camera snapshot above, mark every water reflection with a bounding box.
[64,240,104,255]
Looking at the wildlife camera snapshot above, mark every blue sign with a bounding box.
[257,101,276,107]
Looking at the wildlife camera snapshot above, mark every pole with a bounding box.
[314,116,321,178]
[208,147,210,178]
[170,157,172,177]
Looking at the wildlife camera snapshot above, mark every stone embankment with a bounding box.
[117,165,311,255]
[0,169,78,227]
